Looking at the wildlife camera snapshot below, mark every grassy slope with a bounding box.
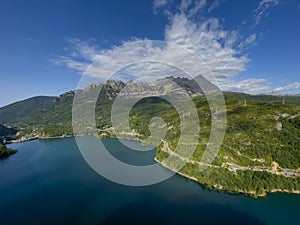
[224,92,300,106]
[0,96,55,124]
[1,90,300,197]
[0,124,17,142]
[153,97,300,197]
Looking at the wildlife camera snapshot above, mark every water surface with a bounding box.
[1,137,299,225]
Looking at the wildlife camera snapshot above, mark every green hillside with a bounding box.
[0,143,16,158]
[224,92,300,106]
[0,96,55,124]
[0,124,17,143]
[153,97,300,197]
[0,79,299,197]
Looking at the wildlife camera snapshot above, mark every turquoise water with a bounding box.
[1,137,299,225]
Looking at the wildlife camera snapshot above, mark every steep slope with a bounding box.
[0,96,55,124]
[0,125,17,143]
[2,78,300,197]
[153,97,300,197]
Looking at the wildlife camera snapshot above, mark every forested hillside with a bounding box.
[1,78,300,197]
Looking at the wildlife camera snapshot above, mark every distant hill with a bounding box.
[224,92,300,106]
[0,96,55,124]
[1,77,300,197]
[2,78,300,129]
[14,76,208,128]
[19,92,75,126]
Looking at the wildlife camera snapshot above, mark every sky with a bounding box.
[0,0,300,107]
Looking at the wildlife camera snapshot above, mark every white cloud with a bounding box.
[208,0,220,12]
[239,34,256,49]
[57,13,248,84]
[154,0,207,17]
[153,0,170,14]
[67,38,99,60]
[52,56,89,74]
[187,0,207,16]
[179,0,193,12]
[55,0,277,94]
[165,14,248,78]
[153,0,169,8]
[220,78,270,94]
[253,0,280,25]
[273,82,300,92]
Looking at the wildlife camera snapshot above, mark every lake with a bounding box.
[1,137,299,225]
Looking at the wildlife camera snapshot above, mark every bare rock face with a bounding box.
[275,122,282,131]
[74,75,216,101]
[76,75,218,100]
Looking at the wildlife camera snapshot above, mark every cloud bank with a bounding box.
[220,78,270,95]
[273,82,300,93]
[55,0,295,95]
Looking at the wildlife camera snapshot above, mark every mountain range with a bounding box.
[0,76,299,197]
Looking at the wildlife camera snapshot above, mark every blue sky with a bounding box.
[0,0,300,107]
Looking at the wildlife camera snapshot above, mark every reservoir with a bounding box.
[1,137,299,225]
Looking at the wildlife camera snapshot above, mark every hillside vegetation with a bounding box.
[0,96,55,124]
[0,144,16,158]
[152,97,300,197]
[0,78,300,197]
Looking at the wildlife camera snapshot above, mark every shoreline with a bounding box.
[6,135,75,144]
[7,135,300,198]
[6,134,145,146]
[154,157,300,198]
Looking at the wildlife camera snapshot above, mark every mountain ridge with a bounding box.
[0,96,56,124]
[0,76,300,198]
